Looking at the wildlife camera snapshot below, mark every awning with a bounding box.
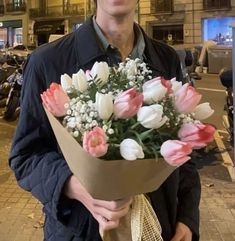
[0,20,22,28]
[34,20,64,35]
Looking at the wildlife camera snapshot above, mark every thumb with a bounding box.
[170,229,183,241]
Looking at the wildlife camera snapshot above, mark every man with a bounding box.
[9,0,201,240]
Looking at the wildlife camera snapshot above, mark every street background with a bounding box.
[0,73,234,241]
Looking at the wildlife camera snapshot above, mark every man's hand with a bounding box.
[64,175,133,231]
[170,222,192,241]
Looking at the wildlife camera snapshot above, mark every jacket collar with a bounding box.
[140,28,167,77]
[74,17,167,77]
[74,17,107,69]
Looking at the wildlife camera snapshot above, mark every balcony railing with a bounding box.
[203,0,231,10]
[29,6,64,18]
[6,2,26,13]
[63,3,84,15]
[29,4,92,19]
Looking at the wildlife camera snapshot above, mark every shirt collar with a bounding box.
[92,16,145,60]
[92,16,110,51]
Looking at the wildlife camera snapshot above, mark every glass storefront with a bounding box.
[0,20,22,48]
[203,17,235,45]
[0,28,7,48]
[14,28,23,46]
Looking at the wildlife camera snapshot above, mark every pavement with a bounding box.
[0,73,235,241]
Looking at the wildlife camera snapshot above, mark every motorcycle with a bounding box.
[2,55,24,121]
[0,60,16,107]
[219,68,234,145]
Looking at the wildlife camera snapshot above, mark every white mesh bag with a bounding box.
[102,194,163,241]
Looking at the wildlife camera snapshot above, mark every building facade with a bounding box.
[0,0,95,47]
[139,0,235,47]
[0,0,28,47]
[0,0,234,48]
[29,0,95,46]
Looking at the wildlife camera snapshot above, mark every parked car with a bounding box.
[7,45,36,58]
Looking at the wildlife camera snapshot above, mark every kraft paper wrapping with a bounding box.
[45,108,176,201]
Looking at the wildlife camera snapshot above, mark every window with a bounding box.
[13,0,23,8]
[203,0,231,10]
[5,0,25,12]
[0,0,4,14]
[152,25,184,45]
[151,0,173,14]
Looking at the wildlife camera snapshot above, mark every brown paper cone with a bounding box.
[45,108,176,200]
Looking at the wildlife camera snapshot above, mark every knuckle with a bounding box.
[109,201,119,210]
[106,212,117,221]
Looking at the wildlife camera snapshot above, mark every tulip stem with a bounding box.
[130,122,140,129]
[139,128,154,141]
[129,129,144,146]
[112,143,120,148]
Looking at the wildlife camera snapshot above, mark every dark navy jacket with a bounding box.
[9,17,201,241]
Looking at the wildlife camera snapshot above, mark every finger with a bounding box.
[94,204,130,221]
[170,232,183,241]
[183,232,192,241]
[94,197,133,211]
[97,215,120,231]
[94,197,132,210]
[171,222,192,241]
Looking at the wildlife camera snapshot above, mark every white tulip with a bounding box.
[120,139,144,160]
[171,77,182,93]
[72,69,88,92]
[90,61,110,86]
[143,78,167,104]
[95,92,113,120]
[194,102,214,120]
[137,104,168,129]
[61,73,72,91]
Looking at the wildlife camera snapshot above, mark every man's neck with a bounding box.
[96,15,135,61]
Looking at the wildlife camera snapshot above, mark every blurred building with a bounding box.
[0,0,27,48]
[0,0,234,47]
[0,0,95,47]
[139,0,235,47]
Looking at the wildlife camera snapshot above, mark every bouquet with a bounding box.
[41,58,215,241]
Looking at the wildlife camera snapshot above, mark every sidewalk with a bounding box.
[197,146,235,241]
[0,120,44,241]
[0,114,235,241]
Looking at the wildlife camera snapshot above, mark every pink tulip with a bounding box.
[83,127,108,157]
[174,83,202,113]
[114,88,143,119]
[41,83,70,117]
[160,140,192,166]
[178,123,216,149]
[143,77,167,104]
[161,77,173,94]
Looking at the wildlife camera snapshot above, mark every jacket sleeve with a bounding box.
[174,48,201,240]
[177,158,201,240]
[8,53,92,236]
[172,51,201,240]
